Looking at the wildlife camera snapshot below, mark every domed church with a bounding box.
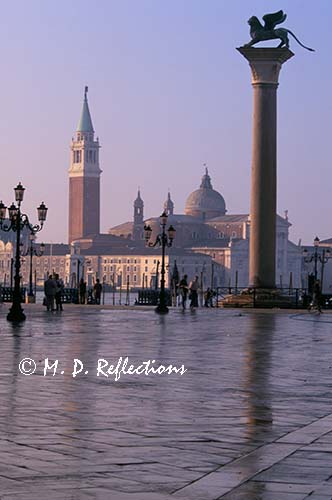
[185,168,227,220]
[109,169,230,248]
[108,167,300,288]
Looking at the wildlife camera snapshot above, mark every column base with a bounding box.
[221,288,296,309]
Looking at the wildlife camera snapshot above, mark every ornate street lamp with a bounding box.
[303,236,331,284]
[144,211,176,314]
[0,183,47,321]
[20,233,45,302]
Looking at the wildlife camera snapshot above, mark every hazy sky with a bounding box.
[0,0,330,245]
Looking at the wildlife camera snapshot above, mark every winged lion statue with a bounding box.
[244,10,314,51]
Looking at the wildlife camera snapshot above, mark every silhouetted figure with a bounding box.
[179,274,189,310]
[44,275,57,312]
[204,288,213,307]
[311,279,322,313]
[79,278,87,304]
[55,273,64,311]
[189,276,199,310]
[93,279,102,305]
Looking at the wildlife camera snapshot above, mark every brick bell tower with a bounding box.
[68,87,101,244]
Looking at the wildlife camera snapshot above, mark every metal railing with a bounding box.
[1,287,26,303]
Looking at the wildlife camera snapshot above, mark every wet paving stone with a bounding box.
[0,305,332,498]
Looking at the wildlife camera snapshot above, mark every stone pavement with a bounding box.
[0,304,332,499]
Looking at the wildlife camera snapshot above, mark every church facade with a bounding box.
[109,169,303,288]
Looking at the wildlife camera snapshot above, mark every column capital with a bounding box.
[237,47,294,85]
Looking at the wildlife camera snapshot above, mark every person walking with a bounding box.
[44,275,57,312]
[178,274,189,310]
[79,278,87,304]
[55,274,64,311]
[189,276,199,310]
[93,279,102,305]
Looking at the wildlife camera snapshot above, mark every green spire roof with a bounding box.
[77,86,94,133]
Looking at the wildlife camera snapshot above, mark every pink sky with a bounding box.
[0,0,329,246]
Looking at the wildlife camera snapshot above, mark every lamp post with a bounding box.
[303,236,331,287]
[20,233,45,301]
[155,260,160,290]
[144,212,175,314]
[119,271,122,305]
[10,258,14,288]
[0,183,47,321]
[77,259,80,286]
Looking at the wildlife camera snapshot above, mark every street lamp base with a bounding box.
[26,294,36,304]
[155,305,169,314]
[7,304,26,322]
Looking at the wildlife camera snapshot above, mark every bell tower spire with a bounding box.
[68,87,101,244]
[77,86,94,136]
[133,188,144,242]
[164,191,174,215]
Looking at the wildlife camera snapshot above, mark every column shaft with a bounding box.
[237,47,294,289]
[250,83,277,287]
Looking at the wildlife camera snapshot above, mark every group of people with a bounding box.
[44,276,103,311]
[44,274,64,312]
[79,278,103,305]
[177,275,215,310]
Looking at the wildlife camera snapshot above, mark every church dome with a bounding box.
[185,169,226,220]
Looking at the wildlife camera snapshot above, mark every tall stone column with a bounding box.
[237,48,293,288]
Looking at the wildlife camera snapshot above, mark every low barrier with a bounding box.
[0,287,26,303]
[137,289,172,306]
